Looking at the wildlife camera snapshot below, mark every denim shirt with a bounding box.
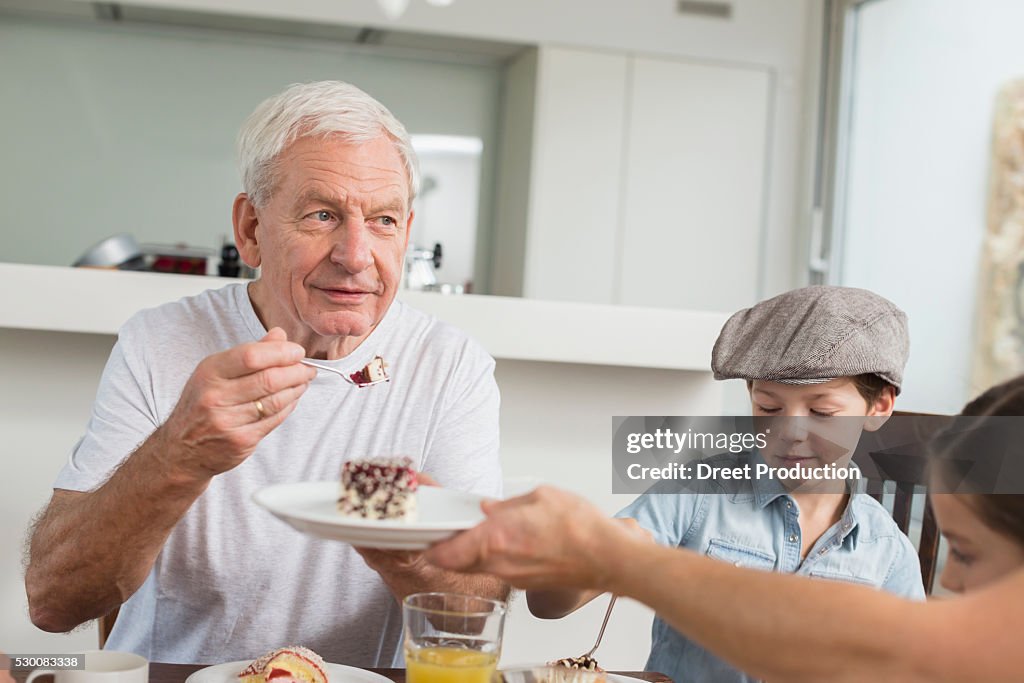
[616,451,925,683]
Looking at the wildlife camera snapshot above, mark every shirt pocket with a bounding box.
[806,568,882,588]
[705,538,777,570]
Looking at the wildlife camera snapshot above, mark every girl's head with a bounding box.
[932,376,1024,593]
[931,494,1024,593]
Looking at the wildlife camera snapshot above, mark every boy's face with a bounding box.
[750,378,895,480]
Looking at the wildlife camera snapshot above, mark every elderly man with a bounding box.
[25,81,505,664]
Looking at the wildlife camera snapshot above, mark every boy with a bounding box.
[528,286,925,683]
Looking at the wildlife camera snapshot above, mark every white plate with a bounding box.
[185,660,392,683]
[500,666,649,683]
[253,482,486,549]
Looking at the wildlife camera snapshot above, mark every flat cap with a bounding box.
[711,285,909,393]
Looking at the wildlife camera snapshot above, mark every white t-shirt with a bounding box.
[54,283,501,666]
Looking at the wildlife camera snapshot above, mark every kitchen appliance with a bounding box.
[148,244,211,275]
[73,234,216,275]
[73,234,147,270]
[404,242,443,290]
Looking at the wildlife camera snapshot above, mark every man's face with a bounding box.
[238,134,412,353]
[750,379,891,482]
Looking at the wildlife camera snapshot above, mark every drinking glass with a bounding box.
[404,592,507,683]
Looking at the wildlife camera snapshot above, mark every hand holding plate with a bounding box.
[425,486,652,590]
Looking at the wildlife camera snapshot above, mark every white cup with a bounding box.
[25,651,148,683]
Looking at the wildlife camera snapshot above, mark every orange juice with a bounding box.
[406,646,498,683]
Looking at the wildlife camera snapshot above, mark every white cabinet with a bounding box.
[619,57,770,311]
[504,47,772,311]
[521,47,629,303]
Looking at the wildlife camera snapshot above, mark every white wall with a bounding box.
[839,0,1024,413]
[0,13,501,273]
[0,327,721,669]
[0,329,112,651]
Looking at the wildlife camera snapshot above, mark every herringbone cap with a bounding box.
[711,286,909,394]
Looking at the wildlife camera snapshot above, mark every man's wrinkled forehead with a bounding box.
[271,132,413,204]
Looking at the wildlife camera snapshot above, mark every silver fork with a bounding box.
[585,594,616,658]
[556,595,616,670]
[300,359,390,388]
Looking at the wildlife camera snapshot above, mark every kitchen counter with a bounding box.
[0,262,727,371]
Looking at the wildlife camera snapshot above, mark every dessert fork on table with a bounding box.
[557,594,617,670]
[585,594,617,660]
[300,359,389,387]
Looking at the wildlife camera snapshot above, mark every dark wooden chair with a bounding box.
[851,411,952,594]
[98,606,119,648]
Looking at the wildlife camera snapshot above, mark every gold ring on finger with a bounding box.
[254,399,266,419]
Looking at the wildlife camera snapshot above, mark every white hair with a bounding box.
[237,80,420,208]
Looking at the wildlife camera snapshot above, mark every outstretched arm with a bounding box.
[525,518,649,618]
[617,539,1017,683]
[427,486,1024,683]
[525,587,603,619]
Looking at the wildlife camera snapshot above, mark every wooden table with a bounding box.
[13,663,671,683]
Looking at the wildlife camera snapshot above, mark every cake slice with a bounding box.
[350,355,389,386]
[551,656,602,672]
[338,457,419,521]
[537,662,606,683]
[237,647,327,683]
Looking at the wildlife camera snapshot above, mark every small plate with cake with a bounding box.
[253,457,487,549]
[185,646,392,683]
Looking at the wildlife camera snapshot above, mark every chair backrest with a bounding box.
[98,606,119,648]
[851,411,951,594]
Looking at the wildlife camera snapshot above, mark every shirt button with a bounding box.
[789,534,798,543]
[786,501,793,509]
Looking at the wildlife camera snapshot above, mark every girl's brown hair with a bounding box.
[945,377,1024,547]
